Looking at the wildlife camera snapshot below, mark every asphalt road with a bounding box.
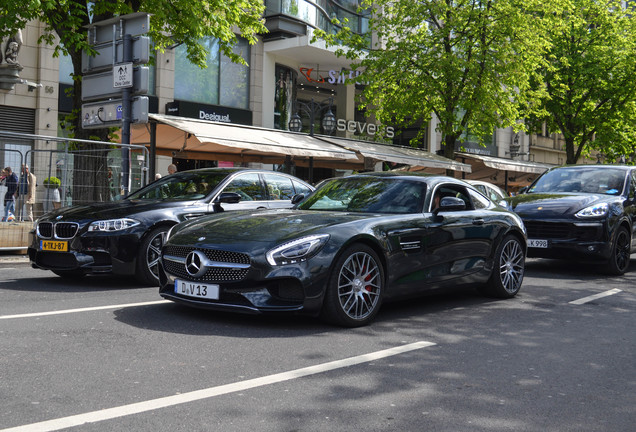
[1,257,635,432]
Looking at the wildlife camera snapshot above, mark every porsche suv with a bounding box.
[507,165,636,275]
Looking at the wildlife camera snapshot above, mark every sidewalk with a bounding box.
[0,251,29,264]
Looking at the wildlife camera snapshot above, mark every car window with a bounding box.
[529,167,627,195]
[263,174,295,200]
[431,184,473,212]
[293,180,312,197]
[300,177,426,214]
[222,173,266,201]
[127,171,228,201]
[631,172,636,199]
[468,189,491,209]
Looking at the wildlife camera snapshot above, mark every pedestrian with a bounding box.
[18,164,37,221]
[167,164,177,175]
[2,167,18,222]
[155,173,162,181]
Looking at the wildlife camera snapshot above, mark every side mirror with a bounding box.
[291,193,305,205]
[434,196,466,215]
[213,192,241,212]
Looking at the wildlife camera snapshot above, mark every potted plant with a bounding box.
[43,176,61,189]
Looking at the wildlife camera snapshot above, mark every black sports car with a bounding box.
[28,168,314,285]
[159,172,527,327]
[507,165,636,275]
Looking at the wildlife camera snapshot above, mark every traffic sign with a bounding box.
[82,96,149,129]
[113,62,133,88]
[81,36,150,74]
[82,66,149,101]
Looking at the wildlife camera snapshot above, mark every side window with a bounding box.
[223,173,266,201]
[631,172,636,199]
[469,189,490,209]
[293,180,312,197]
[431,184,472,211]
[263,174,295,200]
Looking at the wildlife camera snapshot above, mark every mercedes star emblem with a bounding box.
[185,251,207,277]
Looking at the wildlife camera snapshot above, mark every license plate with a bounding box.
[528,239,548,248]
[175,279,219,300]
[40,240,68,252]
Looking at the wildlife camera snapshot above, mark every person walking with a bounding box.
[18,164,37,221]
[2,167,18,222]
[167,164,177,175]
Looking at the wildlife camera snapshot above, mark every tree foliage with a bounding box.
[315,0,551,172]
[525,0,636,164]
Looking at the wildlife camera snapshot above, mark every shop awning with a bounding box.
[130,114,470,172]
[319,136,472,173]
[456,152,553,174]
[132,114,359,165]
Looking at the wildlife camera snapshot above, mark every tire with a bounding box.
[605,226,631,276]
[52,270,85,279]
[320,244,384,327]
[136,226,169,286]
[482,235,525,298]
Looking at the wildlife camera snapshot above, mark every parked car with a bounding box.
[507,164,636,275]
[158,172,527,327]
[466,179,509,206]
[28,168,314,285]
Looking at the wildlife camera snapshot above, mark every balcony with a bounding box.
[263,0,369,41]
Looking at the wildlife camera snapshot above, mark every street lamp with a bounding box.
[288,97,336,136]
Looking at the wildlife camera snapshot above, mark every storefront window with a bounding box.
[274,65,297,130]
[175,37,249,110]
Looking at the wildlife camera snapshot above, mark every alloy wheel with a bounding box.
[337,251,382,320]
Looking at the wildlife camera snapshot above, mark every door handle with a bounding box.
[472,218,485,225]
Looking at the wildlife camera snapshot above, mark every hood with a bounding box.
[508,193,616,218]
[41,199,200,222]
[169,209,370,246]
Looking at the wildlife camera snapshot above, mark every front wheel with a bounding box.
[605,227,631,276]
[482,235,525,298]
[320,244,384,327]
[136,226,169,286]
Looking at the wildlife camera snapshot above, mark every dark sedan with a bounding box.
[28,168,314,285]
[159,172,527,327]
[507,165,636,275]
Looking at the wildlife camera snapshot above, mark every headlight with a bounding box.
[266,234,330,266]
[87,218,140,232]
[575,203,609,218]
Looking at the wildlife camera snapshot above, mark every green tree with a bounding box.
[0,0,265,200]
[315,0,551,174]
[525,0,636,164]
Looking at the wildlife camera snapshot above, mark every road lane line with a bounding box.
[569,288,622,305]
[0,300,170,320]
[0,340,436,432]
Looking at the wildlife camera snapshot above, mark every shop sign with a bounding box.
[165,101,253,126]
[336,119,395,139]
[300,67,366,85]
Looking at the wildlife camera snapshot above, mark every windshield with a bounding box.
[529,167,626,195]
[298,177,426,214]
[127,171,230,201]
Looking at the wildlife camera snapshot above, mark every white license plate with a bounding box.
[528,239,549,248]
[175,279,219,300]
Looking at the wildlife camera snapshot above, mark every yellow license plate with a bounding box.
[40,240,68,252]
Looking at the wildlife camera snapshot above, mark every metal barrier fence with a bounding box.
[0,131,149,250]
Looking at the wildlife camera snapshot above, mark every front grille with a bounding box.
[55,223,79,239]
[163,245,251,282]
[36,222,79,239]
[524,221,601,241]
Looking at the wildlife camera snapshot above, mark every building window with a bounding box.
[175,37,249,110]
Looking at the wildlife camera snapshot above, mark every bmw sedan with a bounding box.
[159,172,527,327]
[28,168,314,285]
[507,164,636,275]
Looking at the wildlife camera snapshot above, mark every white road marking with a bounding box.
[569,288,622,305]
[0,300,170,320]
[0,341,436,432]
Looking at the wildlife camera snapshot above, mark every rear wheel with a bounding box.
[606,227,631,276]
[482,235,525,298]
[320,244,384,327]
[136,226,169,286]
